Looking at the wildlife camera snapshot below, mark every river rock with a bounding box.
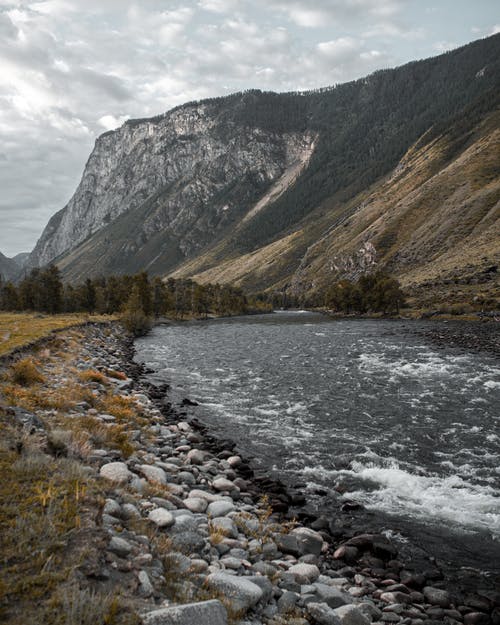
[307,602,342,625]
[142,600,227,625]
[184,497,208,513]
[207,500,235,517]
[206,572,263,613]
[291,527,324,556]
[333,546,359,563]
[288,563,321,584]
[464,613,491,625]
[213,477,236,492]
[333,605,371,625]
[138,570,154,597]
[313,583,349,608]
[148,508,175,528]
[99,462,131,484]
[186,449,207,465]
[140,464,168,485]
[380,591,412,605]
[423,586,451,608]
[108,536,133,558]
[210,517,238,539]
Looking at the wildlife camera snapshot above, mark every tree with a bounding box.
[120,286,152,336]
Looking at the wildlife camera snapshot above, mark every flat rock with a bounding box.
[142,600,227,625]
[100,462,131,484]
[207,572,263,614]
[148,508,175,528]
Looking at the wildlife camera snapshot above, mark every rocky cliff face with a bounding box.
[0,252,19,281]
[30,102,314,274]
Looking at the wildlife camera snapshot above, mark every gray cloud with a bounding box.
[0,0,497,256]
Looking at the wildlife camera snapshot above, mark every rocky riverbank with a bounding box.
[413,320,499,357]
[0,322,498,625]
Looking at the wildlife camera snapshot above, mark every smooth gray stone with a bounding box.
[142,600,227,625]
[108,536,132,557]
[207,500,235,517]
[333,604,371,625]
[313,583,349,608]
[170,531,206,554]
[291,527,324,556]
[307,602,342,625]
[206,572,263,614]
[278,590,299,613]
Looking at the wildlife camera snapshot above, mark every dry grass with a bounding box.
[0,313,115,356]
[78,369,109,385]
[7,357,45,386]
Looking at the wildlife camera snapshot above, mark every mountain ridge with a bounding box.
[28,34,500,307]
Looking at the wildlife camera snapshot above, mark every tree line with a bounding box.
[0,265,271,322]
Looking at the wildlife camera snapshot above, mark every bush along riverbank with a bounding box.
[0,323,498,625]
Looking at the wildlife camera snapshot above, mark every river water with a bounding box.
[135,312,500,581]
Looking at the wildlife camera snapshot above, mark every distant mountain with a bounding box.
[12,252,30,269]
[29,34,500,307]
[0,252,20,281]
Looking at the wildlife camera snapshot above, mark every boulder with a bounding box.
[142,600,227,625]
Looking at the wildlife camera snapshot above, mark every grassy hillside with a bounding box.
[175,101,499,309]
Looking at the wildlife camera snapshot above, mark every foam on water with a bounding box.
[346,461,500,536]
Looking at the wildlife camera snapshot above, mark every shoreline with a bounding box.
[0,321,498,624]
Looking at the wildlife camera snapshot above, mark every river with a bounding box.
[135,312,500,586]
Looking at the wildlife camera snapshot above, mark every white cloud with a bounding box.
[97,114,129,131]
[317,37,359,60]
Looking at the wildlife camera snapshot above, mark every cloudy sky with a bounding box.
[0,0,498,256]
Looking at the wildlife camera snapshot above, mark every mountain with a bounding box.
[29,35,500,307]
[0,252,20,281]
[12,252,30,269]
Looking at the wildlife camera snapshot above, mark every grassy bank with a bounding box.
[0,313,115,357]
